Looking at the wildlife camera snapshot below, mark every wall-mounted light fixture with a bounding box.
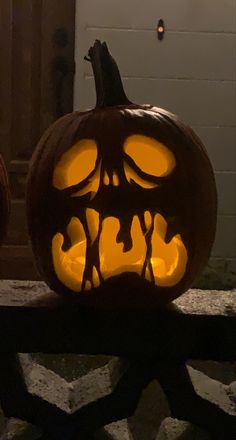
[157,19,165,41]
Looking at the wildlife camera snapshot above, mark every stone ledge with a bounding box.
[0,281,236,438]
[0,281,235,360]
[0,280,235,316]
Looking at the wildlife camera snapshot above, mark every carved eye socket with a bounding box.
[53,139,98,190]
[124,135,176,187]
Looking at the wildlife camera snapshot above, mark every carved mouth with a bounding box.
[52,209,188,293]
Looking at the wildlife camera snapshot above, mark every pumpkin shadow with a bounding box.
[64,272,178,314]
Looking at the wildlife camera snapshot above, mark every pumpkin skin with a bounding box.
[27,41,217,307]
[0,154,10,245]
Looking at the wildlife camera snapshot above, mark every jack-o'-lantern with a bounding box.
[0,154,10,244]
[27,41,217,306]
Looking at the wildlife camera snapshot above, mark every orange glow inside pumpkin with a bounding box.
[52,209,187,291]
[124,135,176,177]
[53,139,98,190]
[51,135,187,292]
[99,210,187,287]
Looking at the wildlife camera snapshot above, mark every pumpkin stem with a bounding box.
[86,40,131,108]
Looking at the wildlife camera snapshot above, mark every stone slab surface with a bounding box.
[0,281,50,306]
[0,280,236,317]
[174,288,236,316]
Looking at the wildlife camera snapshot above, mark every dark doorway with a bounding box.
[0,0,76,279]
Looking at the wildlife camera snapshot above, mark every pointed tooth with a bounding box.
[92,266,100,287]
[145,265,152,281]
[112,172,119,186]
[144,211,152,231]
[85,280,92,290]
[67,217,84,245]
[86,208,99,244]
[103,171,109,185]
[153,213,167,239]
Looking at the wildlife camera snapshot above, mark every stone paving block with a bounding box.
[226,381,236,407]
[188,366,236,415]
[126,379,169,440]
[0,279,235,440]
[1,360,236,439]
[18,354,127,413]
[156,418,209,440]
[102,366,236,440]
[1,353,236,440]
[103,379,169,440]
[0,418,42,440]
[189,360,236,385]
[103,420,133,440]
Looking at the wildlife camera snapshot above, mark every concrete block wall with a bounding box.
[74,0,236,278]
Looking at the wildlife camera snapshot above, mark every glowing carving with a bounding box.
[51,135,187,293]
[99,215,146,278]
[52,217,87,291]
[124,162,158,189]
[52,209,187,292]
[151,214,188,286]
[124,135,176,177]
[112,172,119,186]
[53,139,98,190]
[72,162,101,199]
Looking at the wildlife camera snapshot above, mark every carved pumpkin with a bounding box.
[0,154,10,244]
[27,41,217,306]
